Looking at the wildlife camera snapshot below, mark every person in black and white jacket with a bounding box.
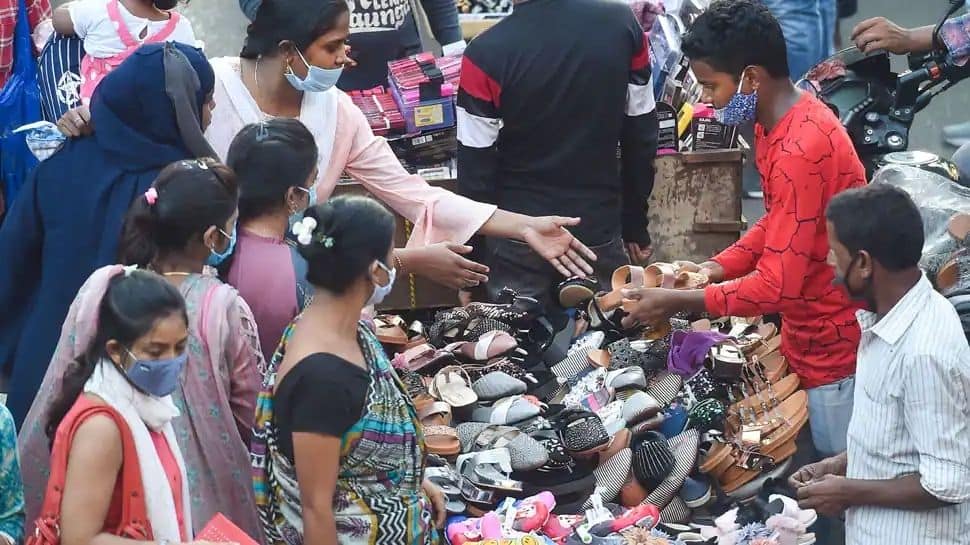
[456,0,659,306]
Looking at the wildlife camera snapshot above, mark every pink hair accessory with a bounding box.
[144,187,158,206]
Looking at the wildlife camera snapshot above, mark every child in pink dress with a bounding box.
[52,0,197,103]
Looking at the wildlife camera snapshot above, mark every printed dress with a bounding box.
[251,322,435,545]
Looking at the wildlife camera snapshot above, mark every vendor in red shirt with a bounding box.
[623,0,865,459]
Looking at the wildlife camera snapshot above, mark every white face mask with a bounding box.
[366,260,396,307]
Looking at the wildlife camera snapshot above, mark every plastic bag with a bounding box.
[871,164,970,291]
[0,0,42,208]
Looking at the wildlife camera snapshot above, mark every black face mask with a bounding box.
[154,0,179,9]
[833,253,875,310]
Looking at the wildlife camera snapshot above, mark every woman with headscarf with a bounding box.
[0,42,216,425]
[204,0,597,292]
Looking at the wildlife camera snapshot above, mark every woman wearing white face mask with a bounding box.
[251,194,447,545]
[204,0,598,295]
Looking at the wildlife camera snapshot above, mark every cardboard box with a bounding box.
[331,180,461,310]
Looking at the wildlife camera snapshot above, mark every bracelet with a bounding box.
[394,252,406,275]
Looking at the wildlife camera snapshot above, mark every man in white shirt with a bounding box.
[790,183,970,545]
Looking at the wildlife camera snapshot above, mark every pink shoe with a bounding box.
[512,491,556,532]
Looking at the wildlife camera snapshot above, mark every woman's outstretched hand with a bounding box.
[521,216,597,278]
[399,242,490,290]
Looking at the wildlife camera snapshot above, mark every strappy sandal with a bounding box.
[430,366,478,407]
[730,373,800,415]
[374,314,409,345]
[457,448,524,492]
[424,466,467,514]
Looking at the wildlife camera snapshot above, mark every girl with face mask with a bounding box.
[23,268,200,544]
[251,195,447,545]
[18,159,265,540]
[51,0,199,105]
[222,119,320,362]
[205,0,597,297]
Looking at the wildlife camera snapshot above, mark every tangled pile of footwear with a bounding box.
[373,263,815,545]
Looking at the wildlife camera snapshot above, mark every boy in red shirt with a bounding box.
[623,0,865,458]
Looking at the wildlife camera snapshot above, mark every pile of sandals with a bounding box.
[371,263,814,545]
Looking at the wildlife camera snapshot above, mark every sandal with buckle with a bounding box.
[457,448,524,492]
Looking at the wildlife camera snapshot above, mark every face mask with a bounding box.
[206,225,237,267]
[123,349,187,397]
[288,185,317,227]
[366,260,397,307]
[714,69,758,126]
[833,253,875,309]
[284,49,343,93]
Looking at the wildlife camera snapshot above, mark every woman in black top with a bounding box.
[250,195,445,545]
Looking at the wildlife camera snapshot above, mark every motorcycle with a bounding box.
[797,0,970,183]
[797,0,970,342]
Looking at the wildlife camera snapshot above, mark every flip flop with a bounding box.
[424,425,461,456]
[430,366,479,407]
[471,395,542,425]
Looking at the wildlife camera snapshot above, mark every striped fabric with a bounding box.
[251,322,436,545]
[37,34,85,122]
[845,275,970,545]
[645,429,699,511]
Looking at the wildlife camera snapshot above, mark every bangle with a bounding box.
[394,252,406,275]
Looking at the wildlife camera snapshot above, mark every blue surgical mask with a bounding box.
[207,224,237,266]
[124,349,187,397]
[284,49,343,93]
[714,70,758,126]
[366,260,397,307]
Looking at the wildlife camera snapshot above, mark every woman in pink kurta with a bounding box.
[204,0,597,291]
[18,161,265,541]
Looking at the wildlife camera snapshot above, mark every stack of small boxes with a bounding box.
[387,53,461,134]
[348,87,407,136]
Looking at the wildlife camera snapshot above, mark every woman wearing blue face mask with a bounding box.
[204,0,597,296]
[18,159,265,540]
[251,195,448,545]
[21,268,201,544]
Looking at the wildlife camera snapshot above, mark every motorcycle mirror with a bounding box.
[933,0,966,54]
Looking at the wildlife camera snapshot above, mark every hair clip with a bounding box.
[196,159,209,170]
[144,187,158,206]
[122,265,138,277]
[256,121,270,142]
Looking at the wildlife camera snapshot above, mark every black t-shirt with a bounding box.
[274,353,371,463]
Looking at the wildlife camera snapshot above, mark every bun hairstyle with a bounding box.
[295,195,395,294]
[46,269,186,441]
[240,0,350,59]
[228,119,319,223]
[119,158,239,267]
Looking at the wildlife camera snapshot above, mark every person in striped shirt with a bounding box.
[792,184,970,545]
